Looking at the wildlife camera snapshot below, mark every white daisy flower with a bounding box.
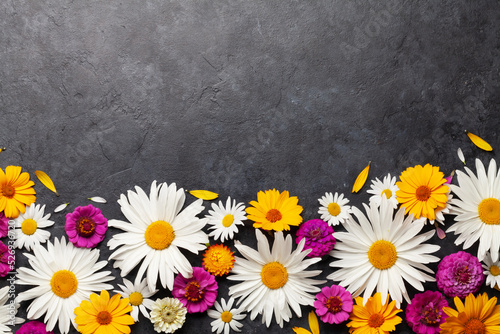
[13,204,54,251]
[16,237,114,334]
[207,297,246,334]
[366,174,399,209]
[107,181,208,292]
[150,297,187,333]
[447,158,500,262]
[206,197,246,242]
[318,192,352,226]
[482,252,500,289]
[228,229,325,328]
[0,286,23,334]
[328,198,440,307]
[114,277,158,321]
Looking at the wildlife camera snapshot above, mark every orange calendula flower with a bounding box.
[395,164,449,220]
[75,290,134,334]
[440,292,500,333]
[0,166,36,218]
[245,189,303,231]
[202,244,235,276]
[347,292,402,334]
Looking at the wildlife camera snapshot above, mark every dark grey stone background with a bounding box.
[1,0,500,333]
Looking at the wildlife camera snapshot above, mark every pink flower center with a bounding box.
[308,228,322,239]
[77,217,96,237]
[422,303,441,325]
[455,266,470,284]
[325,296,343,313]
[184,281,204,302]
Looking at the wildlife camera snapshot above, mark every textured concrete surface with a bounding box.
[1,0,500,333]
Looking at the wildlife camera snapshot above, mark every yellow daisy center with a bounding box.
[220,311,233,323]
[50,270,78,298]
[1,184,15,198]
[261,262,288,289]
[77,217,96,237]
[381,189,392,199]
[490,265,500,276]
[415,185,431,201]
[21,219,37,235]
[203,244,235,276]
[96,311,112,325]
[184,281,204,302]
[464,318,485,334]
[368,240,397,270]
[266,209,282,223]
[368,313,385,328]
[222,214,234,227]
[129,292,143,306]
[161,307,177,323]
[325,296,343,313]
[478,198,500,225]
[145,220,175,250]
[328,202,341,216]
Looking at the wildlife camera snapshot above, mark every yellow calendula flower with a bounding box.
[75,290,134,334]
[396,164,448,220]
[202,244,235,277]
[0,166,36,218]
[245,189,303,231]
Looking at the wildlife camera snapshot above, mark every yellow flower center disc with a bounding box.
[368,240,397,270]
[265,209,282,223]
[160,307,177,323]
[145,220,175,250]
[220,311,233,323]
[21,219,37,235]
[328,202,341,216]
[50,270,78,298]
[490,265,500,276]
[325,296,343,313]
[129,292,143,306]
[260,262,288,289]
[96,311,112,325]
[381,189,392,199]
[464,318,485,334]
[368,313,385,328]
[222,214,234,227]
[1,184,15,198]
[415,185,431,201]
[478,198,500,225]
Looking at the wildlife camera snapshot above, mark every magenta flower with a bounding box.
[295,219,336,257]
[314,284,353,324]
[65,204,108,248]
[172,267,218,313]
[16,321,54,334]
[0,212,8,238]
[436,251,485,298]
[0,241,11,277]
[406,290,448,334]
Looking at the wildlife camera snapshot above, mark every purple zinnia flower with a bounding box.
[296,219,336,257]
[314,284,353,324]
[436,251,484,298]
[16,321,54,334]
[172,267,218,313]
[0,241,11,277]
[0,212,8,238]
[406,290,448,334]
[65,204,108,248]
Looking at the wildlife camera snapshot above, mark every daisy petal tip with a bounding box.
[89,196,107,203]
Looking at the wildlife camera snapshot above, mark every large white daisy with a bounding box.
[16,237,114,334]
[107,181,208,292]
[228,229,325,328]
[114,277,158,321]
[0,286,23,334]
[318,192,352,226]
[13,204,54,251]
[206,197,246,242]
[207,297,246,334]
[328,198,440,307]
[366,174,399,209]
[447,158,500,262]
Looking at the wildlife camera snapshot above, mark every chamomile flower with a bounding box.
[228,229,325,327]
[13,204,54,251]
[16,237,114,334]
[0,286,23,334]
[318,192,352,226]
[114,277,158,321]
[482,252,500,290]
[207,297,246,334]
[206,197,246,242]
[107,181,208,292]
[366,174,399,209]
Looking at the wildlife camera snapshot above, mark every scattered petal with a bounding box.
[465,130,493,151]
[435,222,446,239]
[35,170,59,196]
[457,147,466,164]
[88,196,107,203]
[188,190,218,201]
[352,161,370,193]
[444,170,455,184]
[54,203,69,213]
[0,147,6,154]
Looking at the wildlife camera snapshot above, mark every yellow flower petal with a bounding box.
[35,170,59,196]
[188,189,218,200]
[308,311,320,334]
[352,162,371,193]
[466,130,493,151]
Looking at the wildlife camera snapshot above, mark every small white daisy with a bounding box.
[13,204,54,251]
[207,297,246,334]
[318,192,352,226]
[114,277,158,321]
[366,174,399,209]
[150,297,187,333]
[206,197,246,242]
[16,237,114,334]
[482,252,500,289]
[228,229,325,328]
[0,286,23,334]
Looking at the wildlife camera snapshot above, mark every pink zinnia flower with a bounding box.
[65,204,108,248]
[16,321,54,334]
[436,251,484,298]
[406,290,448,334]
[295,219,336,257]
[314,284,353,324]
[0,212,8,238]
[172,267,218,313]
[0,241,11,277]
